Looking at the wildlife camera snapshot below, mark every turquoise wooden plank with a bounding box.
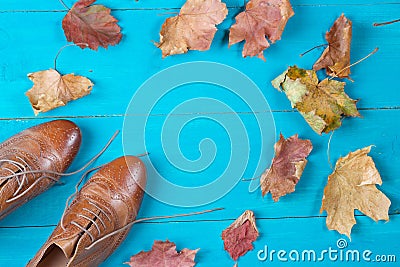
[1,215,399,266]
[0,0,245,11]
[0,109,398,227]
[0,4,398,118]
[1,0,398,11]
[0,1,399,267]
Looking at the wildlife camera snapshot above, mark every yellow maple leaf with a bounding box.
[26,69,93,115]
[321,146,391,238]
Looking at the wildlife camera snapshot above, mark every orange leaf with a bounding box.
[229,0,294,60]
[313,14,352,79]
[155,0,228,58]
[25,69,93,115]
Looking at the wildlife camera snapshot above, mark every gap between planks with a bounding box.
[1,2,400,13]
[0,106,399,121]
[1,212,399,229]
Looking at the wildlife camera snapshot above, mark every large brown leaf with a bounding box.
[62,0,122,50]
[221,210,259,261]
[125,240,198,267]
[313,14,352,78]
[272,66,360,134]
[26,69,93,115]
[155,0,228,58]
[321,146,391,238]
[229,0,294,60]
[261,134,313,201]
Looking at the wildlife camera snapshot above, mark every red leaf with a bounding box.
[125,240,199,267]
[62,0,122,50]
[221,210,259,261]
[260,134,313,201]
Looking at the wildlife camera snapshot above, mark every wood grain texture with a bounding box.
[0,0,399,266]
[1,216,399,266]
[0,4,398,118]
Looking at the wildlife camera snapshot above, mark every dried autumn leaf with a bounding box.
[125,240,198,267]
[62,0,122,50]
[272,66,360,134]
[229,0,294,60]
[221,210,259,261]
[155,0,228,58]
[26,69,93,115]
[313,14,352,78]
[321,146,391,238]
[261,134,313,201]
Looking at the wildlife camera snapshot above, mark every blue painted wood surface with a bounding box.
[0,0,399,266]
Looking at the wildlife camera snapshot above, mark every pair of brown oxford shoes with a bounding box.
[0,120,147,267]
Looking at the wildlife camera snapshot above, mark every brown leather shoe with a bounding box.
[0,120,81,220]
[27,156,147,267]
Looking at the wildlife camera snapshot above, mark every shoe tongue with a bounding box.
[54,234,80,258]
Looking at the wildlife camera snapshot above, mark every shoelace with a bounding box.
[59,160,222,251]
[59,164,114,243]
[70,200,112,243]
[0,130,119,203]
[0,157,58,203]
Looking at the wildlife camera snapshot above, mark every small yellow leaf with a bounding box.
[25,69,93,115]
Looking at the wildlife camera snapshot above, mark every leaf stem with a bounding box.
[329,47,379,80]
[300,43,328,57]
[373,18,400,27]
[136,152,150,157]
[54,43,89,71]
[58,0,71,10]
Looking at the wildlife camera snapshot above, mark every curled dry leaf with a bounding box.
[125,240,198,267]
[261,134,313,201]
[313,14,352,79]
[221,210,259,261]
[321,146,391,238]
[229,0,294,60]
[25,69,93,115]
[272,66,360,134]
[62,0,122,50]
[155,0,228,58]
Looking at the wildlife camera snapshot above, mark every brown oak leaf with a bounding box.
[272,66,360,134]
[62,0,122,50]
[221,210,259,261]
[125,240,199,267]
[229,0,294,60]
[26,69,93,115]
[313,14,352,78]
[155,0,228,58]
[260,134,313,201]
[321,146,391,238]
